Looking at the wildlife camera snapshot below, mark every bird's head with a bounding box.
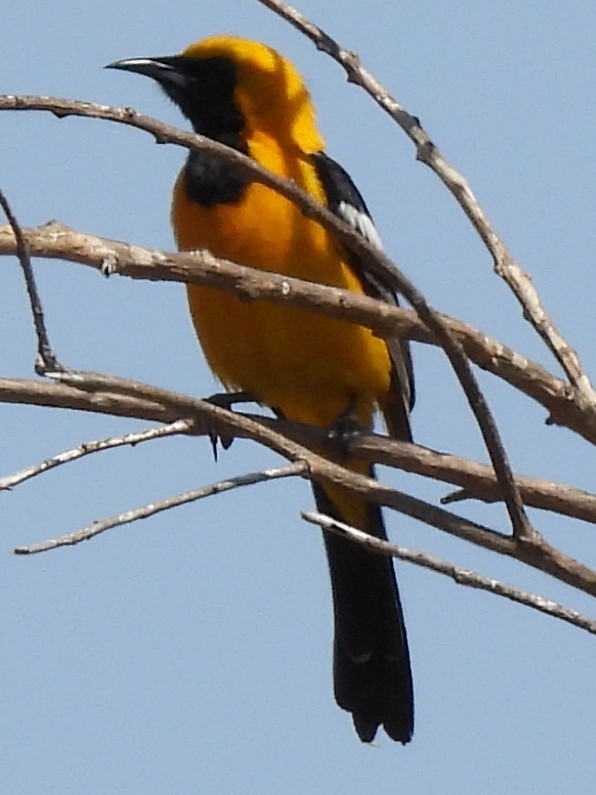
[106,35,324,151]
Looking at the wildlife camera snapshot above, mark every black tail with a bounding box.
[313,479,414,743]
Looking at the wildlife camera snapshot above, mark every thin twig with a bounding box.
[0,419,194,490]
[0,185,62,373]
[0,96,532,540]
[14,462,308,554]
[303,511,596,634]
[257,0,595,404]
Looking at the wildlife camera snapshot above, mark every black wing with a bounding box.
[311,151,414,440]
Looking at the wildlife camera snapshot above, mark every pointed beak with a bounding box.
[105,56,188,87]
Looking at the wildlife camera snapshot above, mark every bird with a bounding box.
[107,35,415,743]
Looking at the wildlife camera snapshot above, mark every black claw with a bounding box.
[206,391,256,459]
[209,431,220,462]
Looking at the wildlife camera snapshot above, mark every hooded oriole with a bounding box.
[108,35,415,743]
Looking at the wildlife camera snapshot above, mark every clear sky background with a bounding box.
[2,2,594,793]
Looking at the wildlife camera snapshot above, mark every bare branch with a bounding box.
[2,376,594,525]
[0,186,62,373]
[14,462,308,554]
[303,511,596,635]
[256,0,595,403]
[2,373,594,595]
[1,223,594,443]
[347,433,596,525]
[0,375,173,422]
[0,95,533,539]
[0,419,193,490]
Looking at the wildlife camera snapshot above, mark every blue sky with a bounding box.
[1,2,594,793]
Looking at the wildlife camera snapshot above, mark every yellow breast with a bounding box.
[172,137,392,428]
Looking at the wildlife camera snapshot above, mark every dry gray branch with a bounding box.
[303,511,596,634]
[0,419,193,490]
[1,222,593,443]
[2,373,593,596]
[0,186,62,372]
[14,462,308,554]
[2,375,594,525]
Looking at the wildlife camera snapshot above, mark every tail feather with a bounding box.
[313,478,414,743]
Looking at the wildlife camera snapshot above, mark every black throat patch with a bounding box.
[165,55,250,207]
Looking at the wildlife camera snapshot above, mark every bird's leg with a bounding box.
[206,390,258,459]
[325,396,365,462]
